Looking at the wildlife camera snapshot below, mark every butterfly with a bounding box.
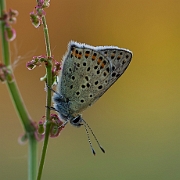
[52,41,132,154]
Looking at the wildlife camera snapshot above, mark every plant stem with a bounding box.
[28,133,38,180]
[37,15,52,180]
[0,1,37,180]
[0,0,9,66]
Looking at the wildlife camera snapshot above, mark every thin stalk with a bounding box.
[28,133,38,180]
[36,15,52,180]
[0,1,37,180]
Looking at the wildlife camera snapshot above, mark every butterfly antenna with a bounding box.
[46,83,65,101]
[83,123,96,155]
[82,120,105,154]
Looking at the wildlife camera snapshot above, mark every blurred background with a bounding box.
[1,0,180,179]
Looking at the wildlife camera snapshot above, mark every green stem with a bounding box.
[28,134,38,180]
[0,1,37,180]
[37,15,52,180]
[42,17,51,57]
[0,0,9,66]
[36,116,51,180]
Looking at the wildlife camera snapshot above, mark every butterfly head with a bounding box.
[70,114,83,127]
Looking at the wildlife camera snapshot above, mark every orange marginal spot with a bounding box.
[111,53,115,59]
[91,55,96,61]
[77,53,82,59]
[100,61,105,69]
[71,48,76,57]
[97,57,103,64]
[117,55,121,60]
[85,51,90,58]
[75,49,79,58]
[104,51,108,56]
[91,52,97,61]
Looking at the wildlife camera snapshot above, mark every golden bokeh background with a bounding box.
[1,0,180,179]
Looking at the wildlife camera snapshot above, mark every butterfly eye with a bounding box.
[71,115,83,127]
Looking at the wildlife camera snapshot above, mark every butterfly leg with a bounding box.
[45,105,60,112]
[46,83,66,102]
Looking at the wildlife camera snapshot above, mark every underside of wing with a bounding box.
[58,41,132,115]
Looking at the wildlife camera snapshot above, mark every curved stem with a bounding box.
[0,1,37,180]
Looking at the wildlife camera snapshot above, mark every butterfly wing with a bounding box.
[95,46,132,94]
[58,41,132,115]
